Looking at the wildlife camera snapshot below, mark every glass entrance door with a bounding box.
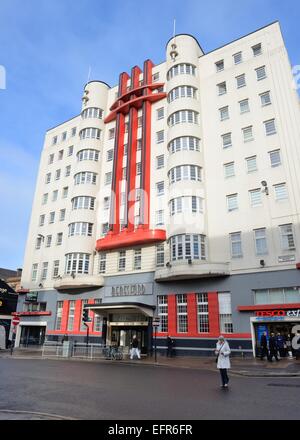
[110,326,148,354]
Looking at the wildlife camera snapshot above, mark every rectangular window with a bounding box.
[52,136,58,145]
[156,210,164,226]
[224,162,235,178]
[239,99,249,114]
[157,108,164,120]
[156,130,164,144]
[133,249,142,270]
[58,150,64,160]
[222,133,232,149]
[55,169,61,181]
[197,293,209,333]
[243,126,254,142]
[236,74,246,88]
[156,181,165,196]
[227,194,238,212]
[106,149,114,162]
[118,251,126,272]
[219,293,233,334]
[62,187,68,198]
[156,155,164,170]
[264,119,276,136]
[218,82,227,95]
[246,156,257,173]
[99,253,106,274]
[260,91,271,106]
[157,296,168,333]
[39,215,45,227]
[280,224,295,251]
[105,172,112,185]
[42,193,48,205]
[55,301,63,330]
[156,244,165,268]
[108,128,115,140]
[65,166,71,177]
[215,60,224,72]
[71,127,77,137]
[136,162,142,176]
[233,51,242,65]
[31,264,38,282]
[177,294,188,333]
[35,236,42,249]
[249,189,262,207]
[256,66,266,81]
[254,228,268,255]
[93,300,103,332]
[274,183,288,201]
[49,212,55,224]
[41,262,48,280]
[252,43,262,56]
[62,132,67,142]
[56,233,63,246]
[46,173,51,184]
[48,154,54,165]
[52,260,60,278]
[59,209,66,222]
[67,301,76,331]
[52,190,58,202]
[269,150,281,168]
[220,106,229,121]
[68,145,74,156]
[46,235,52,248]
[102,223,109,235]
[152,72,160,82]
[230,232,242,258]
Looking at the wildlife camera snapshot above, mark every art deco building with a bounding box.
[17,21,300,356]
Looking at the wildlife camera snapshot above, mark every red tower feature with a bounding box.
[96,60,167,252]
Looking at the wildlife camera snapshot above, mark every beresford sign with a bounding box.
[105,283,153,298]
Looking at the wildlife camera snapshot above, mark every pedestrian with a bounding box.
[61,334,68,344]
[260,332,269,360]
[268,332,280,362]
[295,330,300,361]
[276,332,286,358]
[166,335,174,358]
[215,336,231,389]
[286,334,293,359]
[130,335,141,360]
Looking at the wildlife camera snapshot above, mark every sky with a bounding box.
[0,0,300,270]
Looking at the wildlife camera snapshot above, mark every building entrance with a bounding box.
[110,326,148,355]
[253,321,300,358]
[20,326,46,346]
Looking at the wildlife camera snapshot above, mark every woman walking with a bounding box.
[215,336,231,389]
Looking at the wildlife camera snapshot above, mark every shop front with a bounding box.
[0,279,18,348]
[238,305,300,357]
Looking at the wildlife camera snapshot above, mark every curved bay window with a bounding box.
[168,110,199,127]
[71,196,95,210]
[168,85,197,102]
[169,136,200,154]
[170,234,206,262]
[79,128,101,140]
[170,196,203,216]
[81,107,103,119]
[169,165,202,184]
[68,222,93,237]
[167,63,196,80]
[74,172,97,185]
[77,149,99,162]
[65,253,90,275]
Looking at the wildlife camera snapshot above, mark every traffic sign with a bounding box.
[12,316,20,326]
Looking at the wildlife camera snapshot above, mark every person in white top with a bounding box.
[215,336,231,388]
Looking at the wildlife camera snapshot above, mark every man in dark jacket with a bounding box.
[166,336,174,358]
[260,332,269,360]
[268,333,279,362]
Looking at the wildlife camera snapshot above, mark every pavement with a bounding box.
[0,347,299,377]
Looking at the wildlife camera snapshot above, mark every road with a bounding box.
[0,358,299,420]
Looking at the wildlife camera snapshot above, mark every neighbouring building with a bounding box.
[0,279,18,348]
[17,21,300,356]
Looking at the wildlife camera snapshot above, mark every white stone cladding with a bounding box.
[21,22,300,290]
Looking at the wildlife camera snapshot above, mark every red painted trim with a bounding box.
[13,311,51,317]
[73,300,82,332]
[296,263,300,270]
[238,303,300,312]
[187,293,197,334]
[168,295,177,335]
[208,292,220,335]
[156,332,252,339]
[104,93,166,123]
[16,289,30,294]
[96,228,166,251]
[109,82,165,112]
[61,301,69,333]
